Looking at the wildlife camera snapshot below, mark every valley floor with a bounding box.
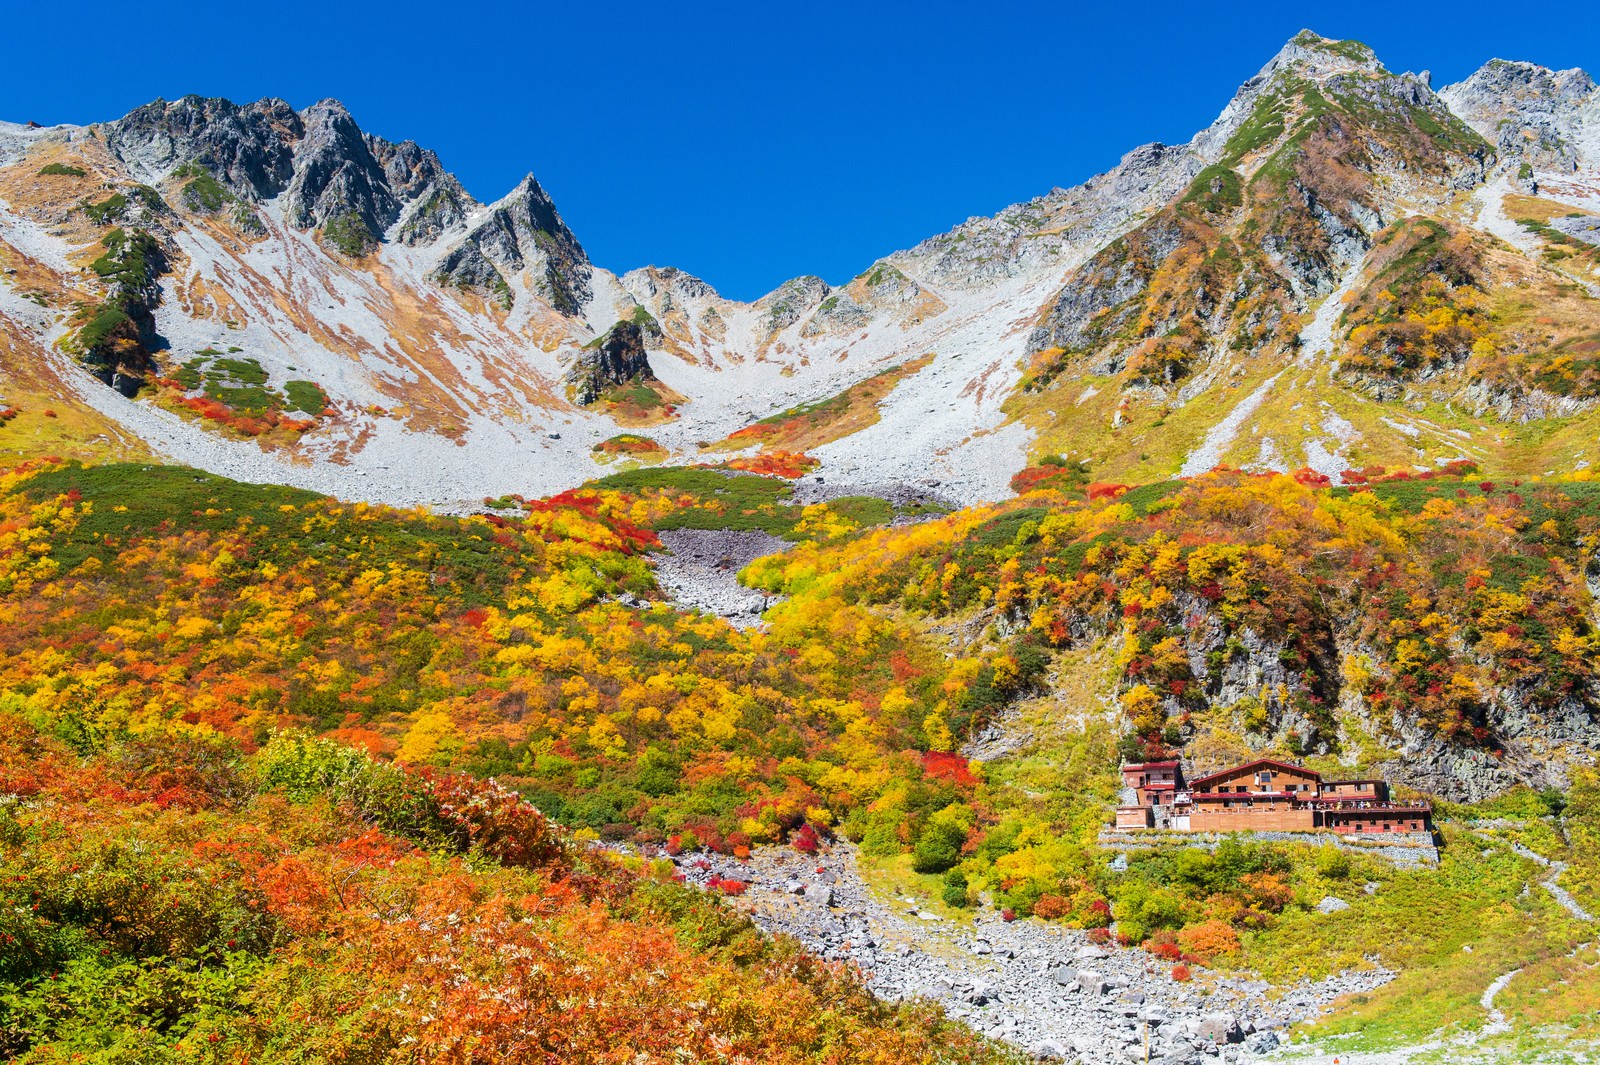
[672,842,1396,1064]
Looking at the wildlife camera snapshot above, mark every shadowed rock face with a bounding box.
[101,94,593,289]
[378,139,474,246]
[566,319,657,404]
[280,100,398,243]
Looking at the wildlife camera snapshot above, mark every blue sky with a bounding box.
[5,2,1596,300]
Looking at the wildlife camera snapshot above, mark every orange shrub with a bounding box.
[722,451,818,478]
[1177,918,1240,961]
[1032,893,1070,920]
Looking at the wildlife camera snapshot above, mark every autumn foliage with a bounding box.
[0,720,1004,1063]
[0,460,978,867]
[722,450,819,478]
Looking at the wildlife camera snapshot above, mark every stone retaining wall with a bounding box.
[1097,828,1440,868]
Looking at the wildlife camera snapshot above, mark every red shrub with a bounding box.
[921,751,977,786]
[1086,482,1130,501]
[1171,963,1192,982]
[721,451,817,478]
[792,823,820,855]
[421,770,566,872]
[1032,894,1069,920]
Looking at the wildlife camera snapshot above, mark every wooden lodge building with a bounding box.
[1116,758,1431,835]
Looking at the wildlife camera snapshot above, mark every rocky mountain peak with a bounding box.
[757,275,831,338]
[1192,32,1402,163]
[103,94,303,198]
[622,265,719,305]
[372,137,477,245]
[1439,59,1600,169]
[431,172,591,314]
[1265,30,1384,79]
[282,99,398,248]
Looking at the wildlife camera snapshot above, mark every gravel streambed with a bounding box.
[672,843,1397,1064]
[650,529,790,627]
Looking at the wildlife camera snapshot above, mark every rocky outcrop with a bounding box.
[800,261,943,336]
[624,265,718,304]
[372,138,475,245]
[1440,59,1600,171]
[70,227,170,394]
[902,141,1203,290]
[280,101,398,251]
[433,175,591,313]
[1027,218,1182,357]
[566,318,657,403]
[103,95,303,199]
[757,275,830,338]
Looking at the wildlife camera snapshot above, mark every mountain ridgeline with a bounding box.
[1,30,1599,505]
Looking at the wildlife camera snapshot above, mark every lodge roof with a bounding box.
[1188,758,1322,788]
[1191,791,1300,802]
[1123,760,1180,770]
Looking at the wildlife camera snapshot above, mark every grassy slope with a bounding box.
[707,355,936,456]
[4,455,1598,1055]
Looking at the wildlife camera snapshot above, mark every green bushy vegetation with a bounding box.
[320,211,376,257]
[282,380,327,415]
[593,466,803,535]
[173,161,234,213]
[1180,165,1244,215]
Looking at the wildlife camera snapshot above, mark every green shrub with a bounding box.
[81,192,128,225]
[73,306,135,358]
[942,868,970,908]
[1316,844,1351,880]
[321,212,376,257]
[38,162,85,177]
[911,803,974,874]
[283,380,327,415]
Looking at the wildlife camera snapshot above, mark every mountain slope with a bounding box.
[3,32,1600,507]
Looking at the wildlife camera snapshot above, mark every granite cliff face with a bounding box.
[567,317,659,404]
[432,174,591,313]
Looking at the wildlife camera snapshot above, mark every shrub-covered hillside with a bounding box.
[748,465,1600,797]
[0,721,1006,1064]
[0,461,1006,858]
[4,458,1600,1053]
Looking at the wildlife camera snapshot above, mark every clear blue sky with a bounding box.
[5,2,1595,300]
